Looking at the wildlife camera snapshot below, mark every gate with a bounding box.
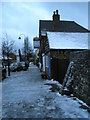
[51,58,69,84]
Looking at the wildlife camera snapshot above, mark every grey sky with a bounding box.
[2,2,89,49]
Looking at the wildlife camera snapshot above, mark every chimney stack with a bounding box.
[52,10,60,22]
[52,10,60,31]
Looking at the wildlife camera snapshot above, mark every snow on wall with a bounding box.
[47,32,89,49]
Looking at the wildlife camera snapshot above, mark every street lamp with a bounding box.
[18,34,26,62]
[18,34,28,61]
[18,33,26,40]
[18,36,21,39]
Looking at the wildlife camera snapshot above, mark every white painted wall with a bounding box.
[17,55,20,63]
[42,54,45,72]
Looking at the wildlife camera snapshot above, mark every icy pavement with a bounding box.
[1,64,90,119]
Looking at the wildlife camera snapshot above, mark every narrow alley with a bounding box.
[2,63,89,118]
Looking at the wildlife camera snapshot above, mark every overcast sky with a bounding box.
[1,2,89,50]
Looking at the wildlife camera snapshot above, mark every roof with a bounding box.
[47,32,89,49]
[40,20,90,33]
[0,56,12,60]
[41,30,47,36]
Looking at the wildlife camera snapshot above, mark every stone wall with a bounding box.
[70,50,90,106]
[50,49,72,59]
[0,60,2,82]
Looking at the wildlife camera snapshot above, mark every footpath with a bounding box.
[1,64,89,118]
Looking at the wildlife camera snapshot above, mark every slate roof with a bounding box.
[39,20,90,33]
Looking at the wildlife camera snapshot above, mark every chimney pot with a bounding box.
[56,10,58,15]
[53,11,55,15]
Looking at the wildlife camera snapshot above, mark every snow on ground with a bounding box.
[44,79,90,118]
[55,93,89,118]
[45,79,62,88]
[1,64,90,118]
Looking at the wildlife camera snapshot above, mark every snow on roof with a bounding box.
[47,32,89,49]
[0,56,12,60]
[41,30,47,36]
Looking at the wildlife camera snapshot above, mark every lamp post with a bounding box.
[18,34,28,62]
[18,34,26,62]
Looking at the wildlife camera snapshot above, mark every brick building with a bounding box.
[39,10,90,80]
[39,10,89,55]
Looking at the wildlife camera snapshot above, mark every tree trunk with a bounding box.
[19,49,22,62]
[7,53,10,76]
[8,65,10,76]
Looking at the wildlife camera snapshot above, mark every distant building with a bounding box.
[33,36,40,66]
[33,36,40,49]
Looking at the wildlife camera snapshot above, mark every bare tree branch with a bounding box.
[2,33,15,56]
